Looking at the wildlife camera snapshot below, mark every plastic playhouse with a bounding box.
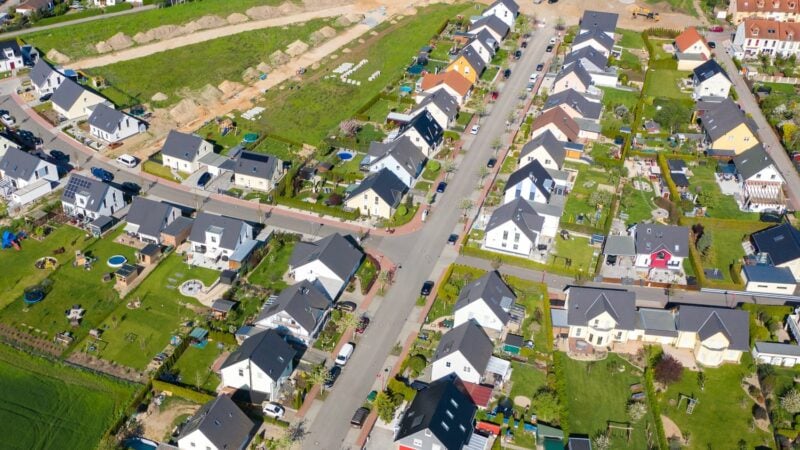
[2,230,24,250]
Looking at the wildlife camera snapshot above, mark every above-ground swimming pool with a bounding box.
[23,289,45,305]
[107,255,127,268]
[338,150,355,160]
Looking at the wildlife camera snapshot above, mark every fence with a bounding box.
[747,74,800,85]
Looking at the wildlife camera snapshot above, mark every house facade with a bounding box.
[123,197,181,244]
[741,264,797,294]
[699,99,759,154]
[551,63,593,95]
[431,321,493,385]
[732,145,786,212]
[733,18,800,59]
[530,108,580,142]
[398,111,443,157]
[518,130,567,170]
[484,197,544,256]
[503,160,568,205]
[51,79,110,120]
[446,47,485,84]
[365,137,427,187]
[0,147,57,207]
[60,173,125,219]
[177,396,253,450]
[289,233,363,300]
[692,60,732,100]
[453,271,516,332]
[254,281,332,345]
[482,0,518,29]
[29,59,63,97]
[345,168,408,219]
[161,130,214,173]
[188,212,254,263]
[233,151,283,192]
[411,91,459,130]
[729,0,800,24]
[418,71,473,105]
[88,103,144,143]
[220,329,296,400]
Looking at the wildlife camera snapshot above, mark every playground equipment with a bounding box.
[34,256,57,270]
[1,230,22,250]
[678,394,698,414]
[217,117,237,136]
[74,250,96,270]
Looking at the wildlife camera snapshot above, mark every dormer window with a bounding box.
[752,26,760,36]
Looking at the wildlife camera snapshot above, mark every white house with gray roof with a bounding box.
[177,395,254,450]
[565,287,637,348]
[160,130,214,173]
[397,110,444,157]
[363,136,427,187]
[503,159,569,205]
[752,341,800,367]
[453,270,516,333]
[60,173,124,220]
[431,320,494,384]
[29,59,64,97]
[518,130,567,170]
[542,89,603,122]
[220,328,296,399]
[88,104,144,143]
[289,233,363,300]
[563,46,609,74]
[482,0,518,29]
[411,90,459,130]
[232,151,283,192]
[552,62,594,95]
[123,197,181,244]
[571,29,615,57]
[51,78,110,120]
[188,212,254,266]
[484,197,545,256]
[732,145,786,212]
[344,168,409,219]
[692,59,732,100]
[254,280,332,345]
[579,10,618,38]
[468,14,510,42]
[0,147,57,207]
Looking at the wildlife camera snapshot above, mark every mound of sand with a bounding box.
[227,12,248,24]
[269,50,289,65]
[107,32,134,51]
[218,80,244,96]
[318,26,337,39]
[335,13,363,27]
[195,15,226,30]
[242,67,260,82]
[311,62,320,70]
[146,25,183,41]
[169,98,201,125]
[256,62,271,73]
[180,21,201,35]
[95,41,112,54]
[46,49,70,64]
[246,5,277,20]
[285,40,308,57]
[132,32,154,44]
[277,2,301,14]
[197,84,222,106]
[151,92,168,102]
[310,26,337,45]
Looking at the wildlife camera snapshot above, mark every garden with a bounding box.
[171,332,234,392]
[682,218,768,285]
[563,164,617,232]
[246,234,297,290]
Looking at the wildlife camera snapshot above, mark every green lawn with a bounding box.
[688,161,760,221]
[252,3,468,146]
[563,165,617,229]
[0,343,137,450]
[363,98,409,123]
[428,40,454,62]
[644,69,691,99]
[560,353,653,449]
[685,218,769,283]
[658,363,774,449]
[599,86,640,110]
[620,179,657,225]
[553,236,596,276]
[91,17,335,108]
[173,343,224,392]
[247,237,296,290]
[617,29,646,50]
[86,253,219,369]
[22,0,298,60]
[618,50,644,73]
[142,160,182,182]
[509,361,547,401]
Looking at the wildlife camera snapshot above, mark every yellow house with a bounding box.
[699,99,760,154]
[446,47,486,84]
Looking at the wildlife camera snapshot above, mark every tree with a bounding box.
[406,354,427,376]
[459,199,474,218]
[375,391,403,422]
[614,104,630,120]
[335,312,362,333]
[654,354,684,385]
[531,388,561,423]
[696,231,713,256]
[654,101,691,134]
[627,401,648,422]
[592,433,611,450]
[307,365,331,388]
[478,166,490,181]
[781,388,800,413]
[697,189,719,210]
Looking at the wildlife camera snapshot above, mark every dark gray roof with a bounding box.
[634,223,689,257]
[566,287,636,329]
[51,78,86,111]
[572,29,615,51]
[564,46,608,71]
[434,321,493,373]
[519,130,567,166]
[178,395,253,449]
[189,212,249,250]
[603,235,636,256]
[88,103,128,134]
[754,341,800,357]
[161,130,206,161]
[671,172,689,187]
[347,168,409,208]
[0,147,45,181]
[29,59,58,89]
[401,110,443,148]
[212,298,237,312]
[485,197,544,244]
[743,264,796,284]
[733,145,774,181]
[0,40,20,61]
[162,215,193,236]
[667,159,687,172]
[544,89,602,120]
[469,15,510,39]
[486,0,519,15]
[676,305,749,351]
[473,29,499,51]
[234,150,280,180]
[459,46,486,75]
[221,329,296,380]
[579,10,618,34]
[367,136,427,178]
[395,377,476,449]
[415,90,459,123]
[290,233,363,281]
[700,98,754,142]
[257,280,331,333]
[505,159,556,201]
[693,59,730,84]
[555,61,593,89]
[635,308,678,337]
[568,437,593,450]
[60,173,115,212]
[454,271,516,324]
[126,197,176,238]
[752,223,800,266]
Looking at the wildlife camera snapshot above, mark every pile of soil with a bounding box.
[218,80,244,96]
[286,40,309,57]
[169,98,202,125]
[107,32,134,51]
[336,13,363,27]
[269,50,289,65]
[151,92,168,102]
[197,84,223,106]
[226,12,249,24]
[195,15,227,30]
[138,24,183,43]
[256,62,271,73]
[179,21,201,35]
[246,5,278,20]
[310,26,337,45]
[46,49,70,64]
[95,41,112,53]
[242,67,260,82]
[132,32,154,44]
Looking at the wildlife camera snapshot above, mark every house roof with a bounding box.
[395,377,476,449]
[221,328,296,380]
[401,110,443,148]
[572,29,615,51]
[126,197,176,238]
[675,27,707,53]
[290,232,363,282]
[519,130,568,167]
[414,90,459,122]
[234,150,280,180]
[0,147,45,181]
[741,18,800,41]
[545,88,602,121]
[189,212,248,251]
[564,46,608,71]
[211,298,236,312]
[454,271,516,325]
[579,10,618,35]
[743,264,796,284]
[434,321,493,374]
[457,46,486,74]
[486,197,545,244]
[555,61,593,89]
[460,381,493,408]
[505,159,557,201]
[88,103,129,134]
[751,223,800,266]
[634,223,689,257]
[568,437,593,450]
[469,14,510,39]
[51,78,87,112]
[736,0,800,15]
[671,172,689,187]
[676,305,749,351]
[700,99,754,142]
[61,173,117,212]
[566,287,636,329]
[29,59,58,89]
[367,136,428,177]
[667,159,687,172]
[733,144,776,181]
[754,341,800,357]
[693,59,730,84]
[162,215,193,237]
[347,168,409,208]
[256,280,331,333]
[635,308,678,337]
[161,130,207,162]
[17,0,51,10]
[420,71,473,97]
[178,395,253,449]
[0,39,20,61]
[532,108,580,142]
[473,29,499,51]
[603,235,636,256]
[486,0,519,15]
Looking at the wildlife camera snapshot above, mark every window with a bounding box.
[374,196,379,205]
[238,369,244,377]
[593,319,599,326]
[597,336,603,345]
[446,361,451,368]
[502,231,509,240]
[414,438,424,446]
[574,328,581,337]
[512,244,518,250]
[513,233,520,243]
[446,410,454,419]
[441,422,450,431]
[464,366,471,372]
[450,399,458,408]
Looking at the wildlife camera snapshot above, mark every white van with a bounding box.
[335,342,355,366]
[116,154,138,168]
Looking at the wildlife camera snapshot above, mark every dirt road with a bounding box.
[514,0,703,30]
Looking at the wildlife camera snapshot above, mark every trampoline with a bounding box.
[23,289,45,305]
[107,255,127,268]
[243,133,259,143]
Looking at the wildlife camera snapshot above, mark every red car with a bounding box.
[356,316,370,334]
[490,91,499,100]
[709,26,724,32]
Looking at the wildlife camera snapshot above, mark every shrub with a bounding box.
[654,354,683,385]
[782,389,800,414]
[406,354,427,377]
[628,401,648,422]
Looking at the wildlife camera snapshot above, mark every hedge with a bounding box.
[552,353,571,441]
[277,196,360,221]
[644,365,669,449]
[460,241,581,277]
[657,153,681,205]
[152,380,215,404]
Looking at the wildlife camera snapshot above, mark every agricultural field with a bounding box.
[0,344,137,450]
[22,0,297,60]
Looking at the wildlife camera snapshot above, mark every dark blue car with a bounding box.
[436,181,447,193]
[90,166,113,182]
[197,172,211,187]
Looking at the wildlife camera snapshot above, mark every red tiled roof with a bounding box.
[675,27,706,53]
[742,18,800,40]
[461,381,493,408]
[737,0,800,13]
[420,71,473,96]
[532,108,580,142]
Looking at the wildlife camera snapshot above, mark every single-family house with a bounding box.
[411,90,459,130]
[418,71,473,105]
[177,395,254,450]
[123,197,181,244]
[699,99,759,154]
[482,0,519,29]
[394,377,477,450]
[504,159,569,205]
[188,212,254,264]
[364,136,427,187]
[289,233,363,300]
[751,223,800,280]
[88,103,145,143]
[0,147,57,206]
[571,29,615,57]
[431,321,494,384]
[733,18,800,59]
[51,79,110,120]
[453,271,516,333]
[0,40,23,74]
[566,287,637,348]
[468,14,510,42]
[397,110,444,157]
[16,0,53,15]
[161,216,194,247]
[60,173,125,220]
[446,47,486,85]
[741,264,797,294]
[729,0,800,24]
[220,329,296,400]
[633,223,690,271]
[233,151,283,192]
[345,168,408,220]
[552,63,593,95]
[465,35,495,65]
[518,130,567,170]
[674,305,749,366]
[579,10,618,38]
[675,27,711,70]
[530,107,580,142]
[692,59,732,100]
[732,144,786,212]
[542,89,603,122]
[563,47,609,73]
[484,197,545,256]
[254,280,332,345]
[160,130,215,173]
[472,28,500,53]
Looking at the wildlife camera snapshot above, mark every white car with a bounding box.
[470,124,480,135]
[335,342,355,366]
[549,37,557,45]
[116,154,138,168]
[262,402,285,419]
[529,73,539,83]
[1,113,15,127]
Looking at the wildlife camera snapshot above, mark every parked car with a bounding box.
[470,124,480,135]
[447,234,459,245]
[709,25,724,32]
[324,365,341,388]
[351,407,370,428]
[546,45,554,52]
[116,154,138,168]
[335,342,355,366]
[1,113,15,127]
[356,316,370,334]
[549,37,557,45]
[39,93,52,102]
[420,280,434,296]
[536,63,544,72]
[90,166,114,182]
[436,181,447,193]
[526,82,535,92]
[708,41,716,49]
[487,158,497,168]
[196,171,211,187]
[262,402,285,419]
[521,41,528,48]
[514,49,522,59]
[49,150,68,161]
[503,68,512,79]
[336,300,357,312]
[121,182,141,195]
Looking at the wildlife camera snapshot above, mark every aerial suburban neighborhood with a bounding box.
[6,0,800,449]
